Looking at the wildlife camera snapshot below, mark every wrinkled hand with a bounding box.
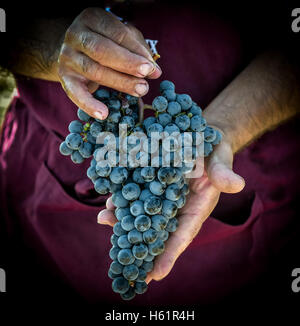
[57,7,161,120]
[97,133,245,284]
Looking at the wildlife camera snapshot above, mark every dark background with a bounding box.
[0,0,299,320]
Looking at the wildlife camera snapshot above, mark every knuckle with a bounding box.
[79,32,94,51]
[79,56,93,75]
[112,25,128,45]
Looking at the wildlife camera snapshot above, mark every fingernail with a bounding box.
[135,83,149,96]
[94,111,105,120]
[97,211,106,224]
[139,63,155,76]
[154,62,162,72]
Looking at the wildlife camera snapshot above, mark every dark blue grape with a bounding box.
[108,99,121,110]
[128,229,143,244]
[110,167,129,184]
[204,142,213,157]
[59,141,73,156]
[139,189,152,202]
[121,215,135,231]
[152,96,168,112]
[144,196,162,215]
[162,89,176,101]
[94,88,110,100]
[151,215,168,231]
[132,168,144,184]
[176,94,192,111]
[95,163,112,177]
[121,287,136,300]
[68,120,83,133]
[110,261,123,274]
[189,103,202,116]
[112,276,129,294]
[160,80,175,92]
[204,126,217,143]
[113,222,127,236]
[71,151,84,164]
[176,195,186,208]
[66,133,83,150]
[134,259,144,267]
[143,228,158,244]
[164,123,180,135]
[77,108,90,122]
[79,141,93,158]
[212,129,222,145]
[162,199,178,219]
[157,230,169,241]
[90,121,102,137]
[136,269,147,282]
[166,218,178,232]
[140,167,156,182]
[118,234,132,249]
[130,200,145,216]
[135,281,147,294]
[190,115,206,132]
[120,116,135,129]
[175,115,190,131]
[143,117,157,130]
[132,243,148,259]
[165,184,181,201]
[111,234,119,247]
[123,264,139,281]
[144,254,155,262]
[109,246,120,260]
[108,269,120,279]
[117,249,135,265]
[115,207,131,221]
[158,112,172,127]
[148,239,165,256]
[122,183,141,201]
[134,215,151,232]
[167,101,181,116]
[146,123,164,137]
[94,178,110,194]
[157,167,177,185]
[141,261,154,273]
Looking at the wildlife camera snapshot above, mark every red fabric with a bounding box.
[0,3,299,304]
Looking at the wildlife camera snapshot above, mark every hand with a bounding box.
[97,132,245,283]
[57,7,161,120]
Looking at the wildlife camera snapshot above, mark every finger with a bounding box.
[65,29,160,78]
[59,71,109,120]
[207,141,245,193]
[148,182,220,282]
[83,8,155,63]
[106,196,115,210]
[62,51,150,98]
[97,209,117,226]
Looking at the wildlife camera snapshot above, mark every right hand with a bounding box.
[57,7,161,120]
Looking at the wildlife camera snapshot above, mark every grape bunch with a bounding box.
[59,80,222,300]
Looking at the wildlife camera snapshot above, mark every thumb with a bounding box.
[206,141,245,193]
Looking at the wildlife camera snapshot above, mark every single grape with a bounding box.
[117,248,135,265]
[165,183,181,201]
[123,264,139,281]
[118,234,132,249]
[166,218,179,232]
[121,287,136,300]
[144,196,162,215]
[158,112,172,127]
[176,195,186,209]
[65,133,83,150]
[78,141,93,158]
[87,167,98,183]
[136,269,147,282]
[134,215,151,232]
[110,261,124,274]
[132,168,144,184]
[110,234,119,247]
[175,115,190,131]
[121,215,135,231]
[108,99,121,110]
[167,101,181,116]
[110,167,129,184]
[151,215,168,231]
[204,141,213,157]
[68,120,83,133]
[134,259,144,267]
[71,151,84,164]
[122,183,141,201]
[157,167,177,185]
[140,167,156,182]
[132,243,148,260]
[135,281,148,294]
[110,183,123,194]
[113,222,127,236]
[127,229,143,244]
[149,180,166,196]
[212,129,222,145]
[112,191,129,208]
[77,108,90,122]
[59,141,73,156]
[108,269,120,279]
[204,126,217,143]
[130,200,145,216]
[143,228,158,244]
[157,230,169,241]
[190,115,206,132]
[144,253,155,262]
[189,103,202,116]
[109,246,120,260]
[148,239,165,256]
[90,121,103,137]
[152,96,168,112]
[176,94,192,111]
[162,200,178,219]
[95,163,112,177]
[112,276,130,294]
[94,178,111,194]
[160,80,175,92]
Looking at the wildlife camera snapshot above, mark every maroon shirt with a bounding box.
[1,3,299,304]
